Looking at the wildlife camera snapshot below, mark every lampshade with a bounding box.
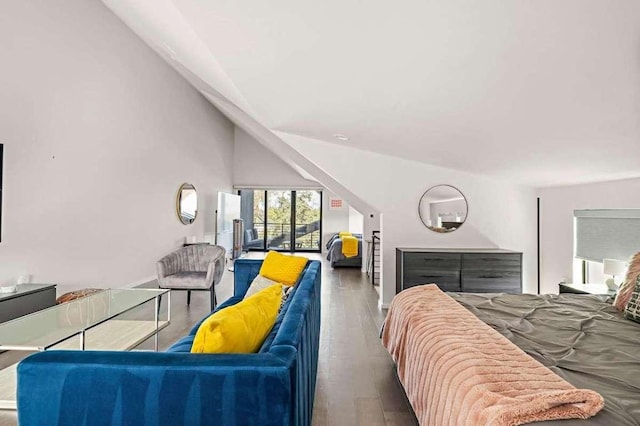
[603,258,626,276]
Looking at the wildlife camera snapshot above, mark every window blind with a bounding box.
[574,209,640,263]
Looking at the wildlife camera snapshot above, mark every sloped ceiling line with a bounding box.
[102,0,378,216]
[103,0,640,189]
[135,0,640,187]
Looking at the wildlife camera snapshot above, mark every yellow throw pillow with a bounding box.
[338,231,352,238]
[259,251,308,286]
[191,284,282,354]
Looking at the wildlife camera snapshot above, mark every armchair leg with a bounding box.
[210,287,217,311]
[187,290,191,306]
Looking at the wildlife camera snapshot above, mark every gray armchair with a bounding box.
[244,228,264,250]
[156,244,226,311]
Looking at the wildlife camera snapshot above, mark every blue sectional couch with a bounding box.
[17,259,321,426]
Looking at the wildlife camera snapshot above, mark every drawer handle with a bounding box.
[421,275,444,278]
[478,275,503,279]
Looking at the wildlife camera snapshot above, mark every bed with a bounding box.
[325,233,363,268]
[383,287,640,425]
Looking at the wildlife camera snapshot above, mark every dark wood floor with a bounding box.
[312,264,416,426]
[0,255,415,425]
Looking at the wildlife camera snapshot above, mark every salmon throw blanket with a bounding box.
[382,285,604,426]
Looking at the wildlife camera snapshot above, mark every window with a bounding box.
[574,209,640,283]
[238,189,322,252]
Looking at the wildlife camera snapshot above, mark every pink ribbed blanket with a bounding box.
[382,285,604,426]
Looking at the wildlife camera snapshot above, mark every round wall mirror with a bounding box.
[176,183,198,225]
[419,185,467,233]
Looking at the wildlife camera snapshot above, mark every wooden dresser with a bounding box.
[396,248,522,294]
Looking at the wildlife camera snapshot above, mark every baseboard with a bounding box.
[124,275,157,288]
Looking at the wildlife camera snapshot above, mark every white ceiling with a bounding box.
[106,0,640,187]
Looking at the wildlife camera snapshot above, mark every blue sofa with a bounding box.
[17,259,321,426]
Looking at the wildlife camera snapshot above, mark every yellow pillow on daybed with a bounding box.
[259,251,308,286]
[191,284,282,354]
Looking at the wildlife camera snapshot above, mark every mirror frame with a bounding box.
[176,183,198,225]
[418,184,468,233]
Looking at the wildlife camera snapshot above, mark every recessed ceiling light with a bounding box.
[333,134,349,141]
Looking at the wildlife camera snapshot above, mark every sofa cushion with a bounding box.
[259,284,298,353]
[186,295,244,336]
[258,262,313,353]
[269,261,320,349]
[244,275,280,299]
[162,271,208,289]
[191,284,283,353]
[259,251,308,286]
[166,335,195,353]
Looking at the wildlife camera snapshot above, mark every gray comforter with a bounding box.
[326,234,363,267]
[449,292,640,425]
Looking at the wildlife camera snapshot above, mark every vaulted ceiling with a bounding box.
[105,0,640,187]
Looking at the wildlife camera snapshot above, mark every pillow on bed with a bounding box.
[623,276,640,323]
[614,252,640,311]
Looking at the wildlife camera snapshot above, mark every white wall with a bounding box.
[283,135,537,307]
[0,0,234,293]
[349,207,364,234]
[322,193,350,253]
[538,177,640,294]
[233,127,319,188]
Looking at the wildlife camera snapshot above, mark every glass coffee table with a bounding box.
[0,288,170,410]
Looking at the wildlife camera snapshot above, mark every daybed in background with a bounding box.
[17,259,322,426]
[326,233,363,268]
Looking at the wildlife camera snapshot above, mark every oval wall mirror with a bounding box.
[419,184,468,233]
[176,183,198,225]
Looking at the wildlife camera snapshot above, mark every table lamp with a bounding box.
[603,258,626,290]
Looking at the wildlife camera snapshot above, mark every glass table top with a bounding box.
[0,288,168,351]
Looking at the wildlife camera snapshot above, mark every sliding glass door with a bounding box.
[294,190,321,250]
[266,190,292,250]
[239,189,322,252]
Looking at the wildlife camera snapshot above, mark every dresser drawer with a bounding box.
[402,269,461,292]
[462,271,522,293]
[403,253,461,270]
[401,252,461,291]
[462,253,521,272]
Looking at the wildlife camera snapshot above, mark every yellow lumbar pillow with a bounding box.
[259,251,308,286]
[338,231,352,238]
[191,284,282,354]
